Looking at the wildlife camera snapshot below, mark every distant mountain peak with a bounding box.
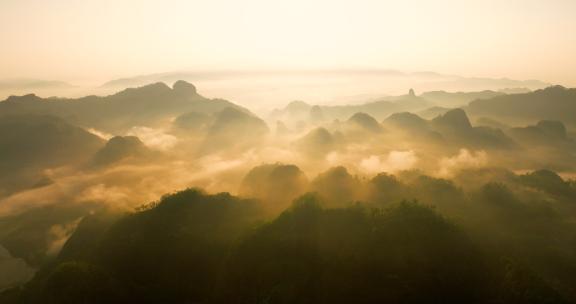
[91,135,149,167]
[142,82,171,90]
[538,85,571,95]
[172,80,197,95]
[383,112,430,131]
[5,93,42,103]
[114,82,171,97]
[348,112,382,132]
[433,108,472,129]
[286,100,311,112]
[536,120,567,139]
[385,112,427,124]
[466,85,576,128]
[543,85,566,91]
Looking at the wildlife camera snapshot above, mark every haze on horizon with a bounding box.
[1,0,575,86]
[3,2,576,302]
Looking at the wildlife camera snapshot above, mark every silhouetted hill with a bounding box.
[383,112,430,132]
[268,101,312,127]
[417,106,452,119]
[536,120,568,139]
[467,86,576,127]
[31,189,264,304]
[381,112,444,143]
[432,108,473,130]
[322,92,430,120]
[519,170,576,199]
[199,107,269,154]
[0,191,110,268]
[171,80,197,96]
[295,127,337,157]
[272,90,430,123]
[172,111,210,133]
[510,120,569,144]
[4,174,576,303]
[285,100,312,114]
[240,164,308,211]
[507,121,576,169]
[91,136,151,167]
[346,112,383,132]
[310,166,361,206]
[0,115,104,195]
[431,109,515,149]
[223,197,489,303]
[0,81,248,133]
[0,79,77,102]
[381,109,515,149]
[57,211,124,264]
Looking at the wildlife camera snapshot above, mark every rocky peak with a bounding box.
[172,80,197,95]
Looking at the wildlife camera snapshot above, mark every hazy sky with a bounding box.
[1,0,575,85]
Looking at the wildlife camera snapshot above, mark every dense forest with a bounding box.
[4,167,576,303]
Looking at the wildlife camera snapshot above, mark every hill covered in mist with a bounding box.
[1,80,575,303]
[467,86,576,127]
[5,167,576,303]
[0,81,246,133]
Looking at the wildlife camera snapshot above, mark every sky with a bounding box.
[1,0,575,85]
